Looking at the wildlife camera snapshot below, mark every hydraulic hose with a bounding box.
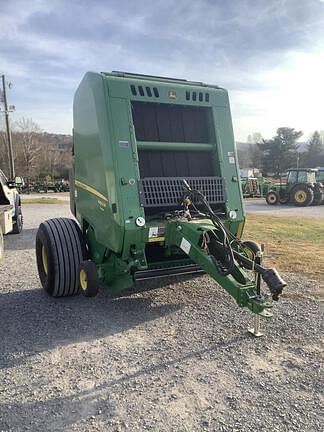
[182,180,287,300]
[182,180,235,276]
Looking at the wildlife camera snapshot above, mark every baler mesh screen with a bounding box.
[138,177,225,207]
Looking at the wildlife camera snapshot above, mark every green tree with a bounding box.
[258,127,302,176]
[302,131,324,167]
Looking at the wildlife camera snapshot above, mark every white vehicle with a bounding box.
[0,169,23,234]
[0,204,12,260]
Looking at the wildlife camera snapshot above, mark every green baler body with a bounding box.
[69,71,285,318]
[72,71,246,293]
[73,72,244,245]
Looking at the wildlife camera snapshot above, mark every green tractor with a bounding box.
[316,167,324,183]
[241,176,272,198]
[266,168,324,207]
[35,71,286,332]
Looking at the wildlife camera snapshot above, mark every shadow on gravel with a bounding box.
[133,273,204,294]
[0,288,184,369]
[5,228,38,251]
[0,332,246,432]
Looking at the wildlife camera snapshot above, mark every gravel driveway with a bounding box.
[244,199,324,218]
[0,204,323,431]
[21,192,70,201]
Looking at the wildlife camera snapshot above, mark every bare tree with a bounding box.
[32,133,72,180]
[0,114,10,175]
[249,144,262,168]
[319,130,324,145]
[247,132,263,144]
[2,116,73,181]
[0,130,9,174]
[12,118,41,180]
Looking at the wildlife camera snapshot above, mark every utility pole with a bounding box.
[1,74,15,179]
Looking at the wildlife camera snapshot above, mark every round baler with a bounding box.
[36,71,286,330]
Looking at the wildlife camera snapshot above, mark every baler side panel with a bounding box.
[73,73,122,253]
[108,97,146,260]
[213,103,245,235]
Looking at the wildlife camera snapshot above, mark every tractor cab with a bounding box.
[287,168,317,185]
[315,167,324,184]
[266,168,324,207]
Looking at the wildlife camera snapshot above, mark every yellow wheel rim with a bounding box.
[295,190,307,203]
[80,268,87,290]
[42,246,48,275]
[245,248,255,261]
[268,194,276,203]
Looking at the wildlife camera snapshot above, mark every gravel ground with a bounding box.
[21,192,70,201]
[244,199,324,218]
[0,203,323,432]
[20,194,324,218]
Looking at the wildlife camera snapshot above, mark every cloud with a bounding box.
[0,0,324,139]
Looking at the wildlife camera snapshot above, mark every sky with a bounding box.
[1,0,324,142]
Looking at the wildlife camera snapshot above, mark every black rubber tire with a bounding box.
[291,185,314,207]
[242,240,262,262]
[312,186,324,206]
[279,193,289,204]
[12,198,23,234]
[266,190,279,205]
[312,195,323,206]
[35,218,87,297]
[79,260,100,298]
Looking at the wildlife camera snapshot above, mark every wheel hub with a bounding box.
[295,190,307,203]
[80,268,88,290]
[42,246,48,275]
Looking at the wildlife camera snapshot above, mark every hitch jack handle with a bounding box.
[232,250,287,301]
[248,252,263,337]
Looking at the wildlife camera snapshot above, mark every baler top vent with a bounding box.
[130,85,159,98]
[186,91,209,102]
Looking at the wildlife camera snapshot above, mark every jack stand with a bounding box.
[248,314,263,337]
[248,248,263,337]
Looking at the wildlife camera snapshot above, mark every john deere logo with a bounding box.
[168,90,176,99]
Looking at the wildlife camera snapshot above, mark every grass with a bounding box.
[21,197,68,204]
[244,213,324,285]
